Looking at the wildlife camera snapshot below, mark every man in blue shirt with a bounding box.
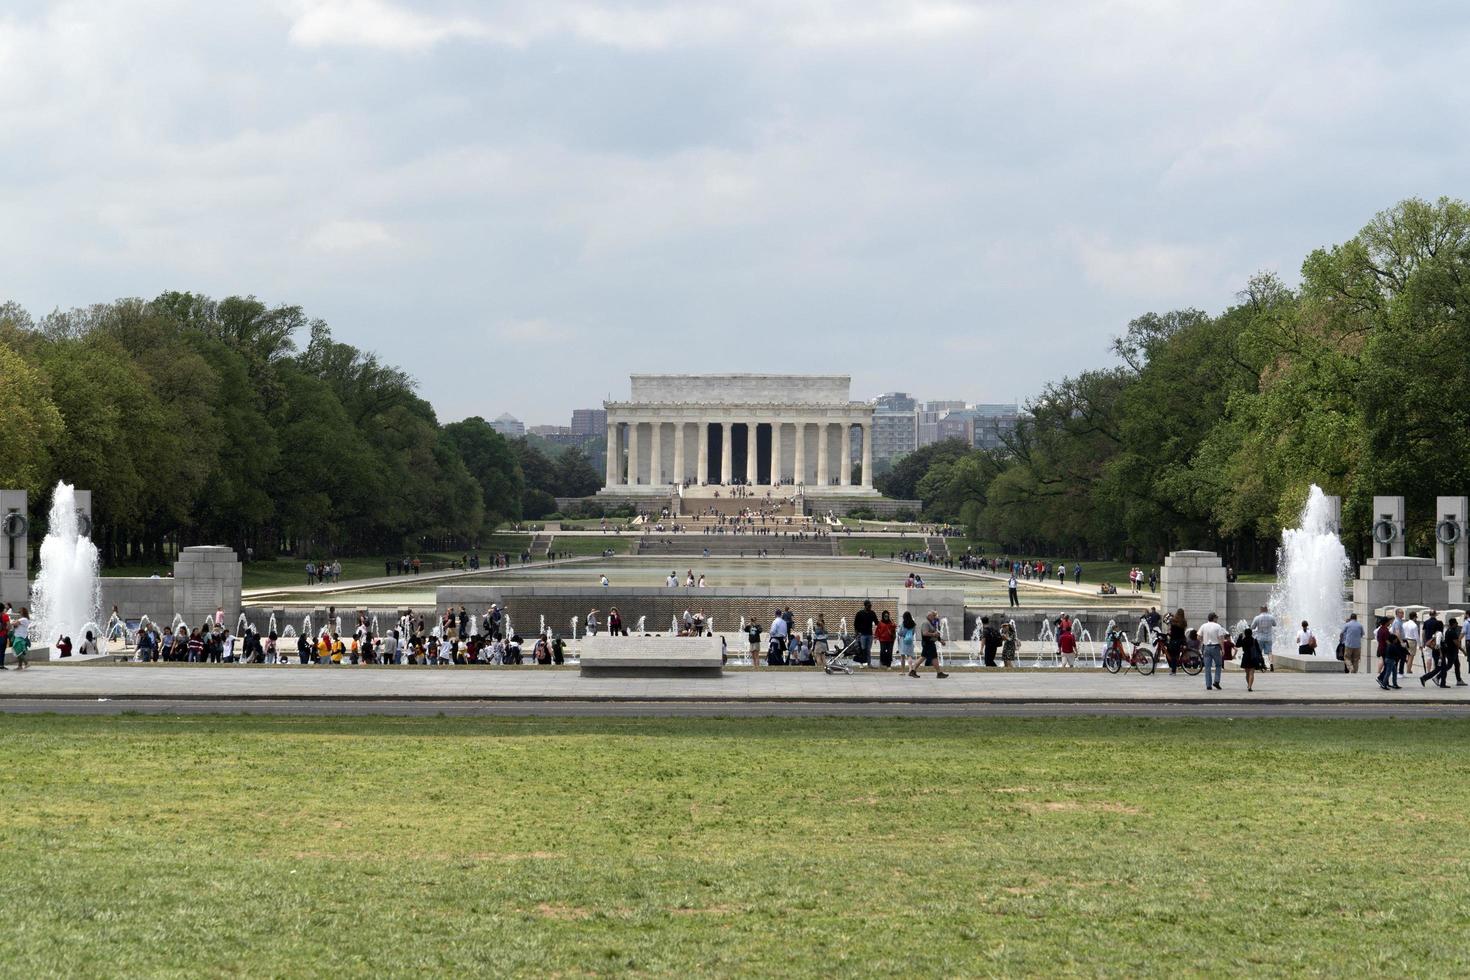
[1339,613,1365,674]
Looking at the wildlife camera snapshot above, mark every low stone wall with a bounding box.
[99,546,242,627]
[1225,583,1274,626]
[100,578,176,621]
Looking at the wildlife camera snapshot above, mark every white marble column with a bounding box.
[649,420,663,486]
[720,421,733,484]
[605,419,618,488]
[627,421,641,485]
[794,421,806,486]
[770,420,782,485]
[745,421,758,485]
[817,422,829,486]
[861,420,873,488]
[840,422,852,486]
[697,421,709,485]
[673,421,686,486]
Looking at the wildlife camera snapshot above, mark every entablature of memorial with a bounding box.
[604,402,874,418]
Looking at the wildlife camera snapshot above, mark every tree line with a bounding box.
[877,197,1470,570]
[0,293,601,566]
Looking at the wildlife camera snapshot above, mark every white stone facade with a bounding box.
[604,374,876,491]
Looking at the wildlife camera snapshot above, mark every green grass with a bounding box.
[3,714,1468,976]
[834,534,932,556]
[546,534,636,557]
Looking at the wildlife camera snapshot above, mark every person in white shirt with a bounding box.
[1250,607,1276,671]
[768,609,789,663]
[1198,612,1229,690]
[1402,612,1421,675]
[1296,621,1316,656]
[10,609,32,668]
[666,572,678,588]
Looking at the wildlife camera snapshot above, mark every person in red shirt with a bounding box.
[1057,625,1078,668]
[874,611,897,668]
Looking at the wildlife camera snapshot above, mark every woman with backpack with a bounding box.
[897,611,917,670]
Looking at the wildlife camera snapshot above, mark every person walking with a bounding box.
[8,608,31,669]
[1339,614,1365,673]
[586,608,600,637]
[875,611,896,669]
[1237,626,1265,691]
[1198,612,1228,691]
[1401,612,1420,674]
[853,600,877,666]
[1166,609,1187,675]
[1250,606,1276,671]
[1422,617,1466,688]
[896,611,917,670]
[1374,617,1398,689]
[908,611,949,678]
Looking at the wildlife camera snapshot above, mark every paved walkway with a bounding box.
[2,663,1465,705]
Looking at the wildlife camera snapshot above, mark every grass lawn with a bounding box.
[3,715,1468,976]
[834,535,932,556]
[546,534,637,557]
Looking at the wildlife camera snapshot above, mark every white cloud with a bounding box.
[493,318,576,343]
[1066,230,1227,301]
[286,0,494,51]
[307,219,396,251]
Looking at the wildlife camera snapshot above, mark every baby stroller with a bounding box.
[824,633,867,675]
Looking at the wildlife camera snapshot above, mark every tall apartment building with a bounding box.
[970,403,1023,452]
[570,408,607,438]
[918,400,967,447]
[871,392,919,463]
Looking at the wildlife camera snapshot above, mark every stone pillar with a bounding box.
[720,421,733,484]
[1160,550,1228,627]
[697,421,709,485]
[1353,557,1451,673]
[604,420,618,488]
[0,489,27,607]
[649,420,663,486]
[794,422,807,486]
[172,546,243,629]
[861,421,873,488]
[1435,495,1467,573]
[74,490,93,537]
[673,421,686,487]
[839,423,852,486]
[627,421,641,485]
[817,423,830,486]
[770,420,783,485]
[745,422,758,485]
[1372,496,1405,558]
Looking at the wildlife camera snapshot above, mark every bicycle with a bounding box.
[1103,628,1155,675]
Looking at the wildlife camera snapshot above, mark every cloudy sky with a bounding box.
[4,1,1468,424]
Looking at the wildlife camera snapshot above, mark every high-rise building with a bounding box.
[917,400,966,447]
[570,408,607,437]
[871,392,918,463]
[490,413,525,438]
[970,404,1023,452]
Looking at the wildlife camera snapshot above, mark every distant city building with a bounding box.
[970,404,1023,452]
[528,425,572,437]
[570,408,607,437]
[918,400,967,447]
[490,413,525,438]
[936,408,980,445]
[871,392,918,463]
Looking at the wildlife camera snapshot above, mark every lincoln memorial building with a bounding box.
[601,374,876,494]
